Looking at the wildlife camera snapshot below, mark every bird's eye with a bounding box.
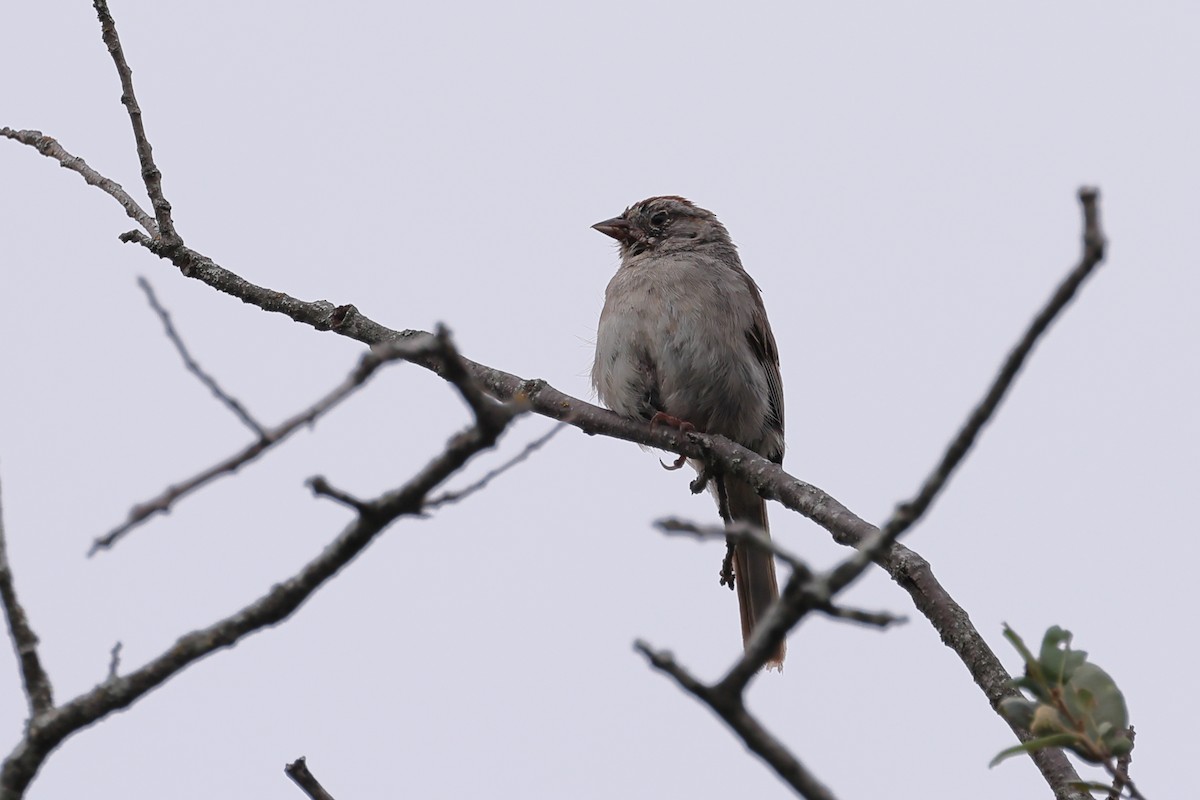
[649,211,669,227]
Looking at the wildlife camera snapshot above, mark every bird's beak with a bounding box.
[592,217,633,243]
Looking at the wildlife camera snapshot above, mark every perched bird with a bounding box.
[591,196,786,669]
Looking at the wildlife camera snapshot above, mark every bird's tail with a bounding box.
[724,477,785,670]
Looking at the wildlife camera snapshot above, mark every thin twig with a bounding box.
[307,477,375,516]
[817,604,907,629]
[0,473,54,717]
[138,277,266,437]
[654,517,809,572]
[93,0,179,244]
[426,423,565,508]
[285,757,337,800]
[0,128,156,235]
[106,643,122,681]
[88,336,441,554]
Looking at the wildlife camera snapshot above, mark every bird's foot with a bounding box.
[650,412,694,470]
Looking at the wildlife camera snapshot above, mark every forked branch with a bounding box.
[0,331,523,798]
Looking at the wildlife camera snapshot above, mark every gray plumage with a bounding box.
[591,196,786,669]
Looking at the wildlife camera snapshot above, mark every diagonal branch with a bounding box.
[93,0,179,244]
[825,187,1106,597]
[0,333,521,798]
[0,476,54,718]
[89,333,444,555]
[634,642,838,800]
[641,190,1106,800]
[0,128,156,235]
[137,276,266,438]
[426,423,566,509]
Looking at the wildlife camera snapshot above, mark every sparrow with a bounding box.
[591,196,786,669]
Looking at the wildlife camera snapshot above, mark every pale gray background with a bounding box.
[2,2,1196,798]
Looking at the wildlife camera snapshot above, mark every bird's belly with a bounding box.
[655,322,768,445]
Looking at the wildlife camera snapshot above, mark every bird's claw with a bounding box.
[649,412,695,472]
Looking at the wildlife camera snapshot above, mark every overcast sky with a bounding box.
[2,2,1197,798]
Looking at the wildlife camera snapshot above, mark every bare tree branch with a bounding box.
[634,641,838,800]
[89,334,442,554]
[0,333,522,798]
[654,517,810,571]
[817,604,906,629]
[823,187,1107,600]
[656,518,907,629]
[93,0,178,244]
[426,423,566,509]
[137,276,266,437]
[285,757,337,800]
[0,128,155,234]
[0,476,54,718]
